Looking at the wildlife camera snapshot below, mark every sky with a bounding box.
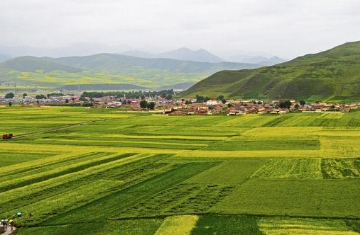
[1,0,360,59]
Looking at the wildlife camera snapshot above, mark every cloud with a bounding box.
[0,0,360,58]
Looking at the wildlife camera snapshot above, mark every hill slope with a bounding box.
[0,54,259,90]
[182,41,360,101]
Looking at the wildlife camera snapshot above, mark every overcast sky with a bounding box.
[1,0,360,59]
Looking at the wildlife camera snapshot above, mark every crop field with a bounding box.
[0,106,360,234]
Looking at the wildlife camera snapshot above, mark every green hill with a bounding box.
[0,54,258,90]
[0,56,82,73]
[182,41,360,102]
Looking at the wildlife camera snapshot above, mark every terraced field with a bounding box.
[0,106,360,234]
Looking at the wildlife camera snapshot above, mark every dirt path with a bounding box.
[0,226,16,235]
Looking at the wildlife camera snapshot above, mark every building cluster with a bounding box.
[156,99,360,115]
[1,94,360,114]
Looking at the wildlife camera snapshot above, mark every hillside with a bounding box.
[0,54,258,90]
[182,41,360,101]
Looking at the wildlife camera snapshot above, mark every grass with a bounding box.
[0,107,360,234]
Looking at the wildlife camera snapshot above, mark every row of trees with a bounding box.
[81,90,174,99]
[4,92,66,99]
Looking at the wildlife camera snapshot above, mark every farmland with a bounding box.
[0,106,360,234]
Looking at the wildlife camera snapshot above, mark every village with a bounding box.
[1,91,359,115]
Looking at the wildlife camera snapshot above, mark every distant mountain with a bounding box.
[157,48,224,63]
[157,82,195,91]
[56,53,256,74]
[120,48,225,63]
[121,50,154,58]
[181,41,360,101]
[258,56,286,66]
[0,56,82,73]
[0,53,259,90]
[60,84,145,91]
[227,55,286,66]
[0,54,9,63]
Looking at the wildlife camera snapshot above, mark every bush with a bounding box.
[5,92,14,99]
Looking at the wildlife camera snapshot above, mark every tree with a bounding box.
[5,93,14,99]
[221,99,227,104]
[217,95,224,101]
[35,94,46,99]
[196,95,204,103]
[147,102,155,110]
[294,104,300,109]
[8,101,12,107]
[279,100,292,109]
[141,95,145,100]
[65,99,69,104]
[300,100,306,106]
[140,100,148,109]
[185,100,192,105]
[165,94,173,100]
[23,93,28,99]
[227,103,233,108]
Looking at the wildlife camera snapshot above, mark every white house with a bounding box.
[206,99,220,106]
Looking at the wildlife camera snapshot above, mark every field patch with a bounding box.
[0,151,56,166]
[259,217,360,235]
[322,158,360,179]
[191,215,263,235]
[321,137,360,158]
[122,183,233,217]
[16,219,163,235]
[252,158,323,179]
[204,138,320,151]
[213,179,360,218]
[186,159,267,184]
[155,215,198,235]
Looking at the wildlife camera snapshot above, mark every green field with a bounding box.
[0,106,360,234]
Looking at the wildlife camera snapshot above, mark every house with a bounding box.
[206,99,220,106]
[107,102,122,108]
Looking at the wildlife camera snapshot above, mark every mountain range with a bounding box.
[122,48,286,65]
[226,55,286,66]
[182,41,360,102]
[122,48,224,63]
[0,53,259,90]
